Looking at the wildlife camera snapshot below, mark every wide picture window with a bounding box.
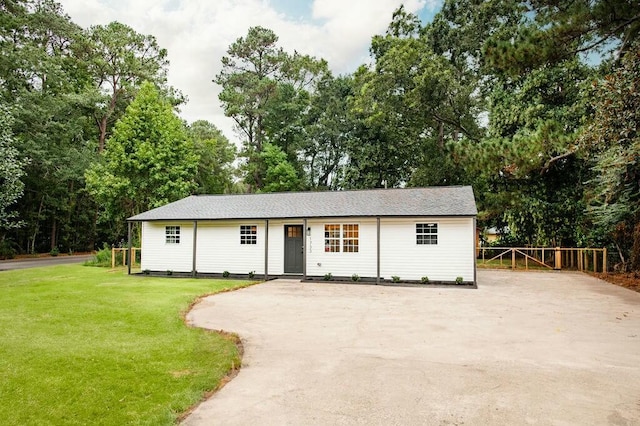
[324,224,358,252]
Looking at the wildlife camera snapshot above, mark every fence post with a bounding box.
[111,248,115,268]
[511,249,516,270]
[584,250,589,271]
[603,248,607,275]
[554,247,561,270]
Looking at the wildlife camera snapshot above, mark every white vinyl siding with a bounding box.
[307,219,377,278]
[140,216,475,282]
[141,222,193,272]
[266,220,286,275]
[380,218,474,282]
[196,221,264,275]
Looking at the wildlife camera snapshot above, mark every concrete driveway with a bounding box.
[183,270,640,425]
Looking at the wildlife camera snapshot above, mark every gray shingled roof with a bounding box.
[128,186,477,221]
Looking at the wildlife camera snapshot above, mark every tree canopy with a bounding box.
[85,81,198,240]
[3,0,640,271]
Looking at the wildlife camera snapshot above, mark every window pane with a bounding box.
[324,224,340,252]
[165,226,180,244]
[240,225,257,245]
[342,224,359,252]
[416,223,437,245]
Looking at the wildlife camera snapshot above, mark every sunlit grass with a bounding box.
[0,265,254,425]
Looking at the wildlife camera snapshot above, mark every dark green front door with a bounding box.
[284,225,303,274]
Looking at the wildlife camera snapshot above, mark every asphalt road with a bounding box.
[0,254,94,271]
[184,270,640,426]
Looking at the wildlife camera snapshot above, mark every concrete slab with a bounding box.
[183,270,640,425]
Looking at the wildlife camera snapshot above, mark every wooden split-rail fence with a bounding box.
[477,247,608,274]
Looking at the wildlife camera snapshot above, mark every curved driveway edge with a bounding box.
[183,271,640,425]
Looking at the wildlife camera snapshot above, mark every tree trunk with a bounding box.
[30,196,45,254]
[98,115,108,153]
[631,221,640,271]
[50,218,57,251]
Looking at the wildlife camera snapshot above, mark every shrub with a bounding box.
[222,271,230,278]
[248,271,255,279]
[166,270,173,276]
[49,246,59,257]
[0,240,16,260]
[421,276,429,284]
[351,274,360,282]
[455,276,464,285]
[83,243,112,267]
[142,269,151,275]
[323,272,333,281]
[391,275,400,283]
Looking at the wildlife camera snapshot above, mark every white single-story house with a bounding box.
[127,186,478,284]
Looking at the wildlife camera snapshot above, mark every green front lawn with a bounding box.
[0,265,255,425]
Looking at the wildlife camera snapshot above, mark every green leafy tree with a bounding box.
[0,106,26,232]
[0,0,101,253]
[581,43,640,269]
[346,7,478,189]
[78,21,170,152]
[85,82,198,240]
[215,26,327,190]
[188,120,236,194]
[302,75,355,189]
[483,0,639,75]
[259,143,301,193]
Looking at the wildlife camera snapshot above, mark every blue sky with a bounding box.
[58,0,443,142]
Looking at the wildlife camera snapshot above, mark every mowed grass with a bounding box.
[0,265,255,425]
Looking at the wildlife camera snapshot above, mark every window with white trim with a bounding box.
[324,224,340,252]
[416,223,437,245]
[240,225,257,245]
[324,224,359,253]
[165,226,180,244]
[342,224,359,252]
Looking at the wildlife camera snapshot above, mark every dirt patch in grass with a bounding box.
[593,272,640,293]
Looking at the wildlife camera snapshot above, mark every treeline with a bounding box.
[1,0,639,271]
[0,0,236,255]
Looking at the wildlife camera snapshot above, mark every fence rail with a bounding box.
[477,247,608,274]
[111,247,141,268]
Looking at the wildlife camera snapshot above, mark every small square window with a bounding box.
[416,223,437,245]
[166,226,180,244]
[240,225,257,245]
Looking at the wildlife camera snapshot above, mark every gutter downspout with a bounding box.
[264,219,269,281]
[376,217,380,285]
[127,221,132,275]
[473,216,477,286]
[192,220,198,278]
[303,218,307,280]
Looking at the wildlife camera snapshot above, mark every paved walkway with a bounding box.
[183,270,640,425]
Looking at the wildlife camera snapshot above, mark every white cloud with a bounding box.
[57,0,430,144]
